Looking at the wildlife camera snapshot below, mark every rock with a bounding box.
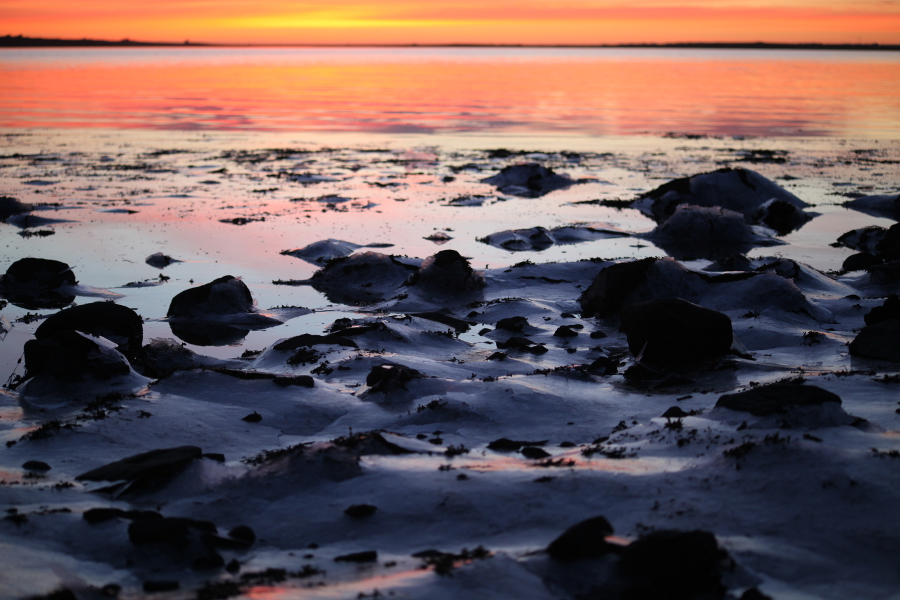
[167,276,253,318]
[413,250,485,294]
[143,581,180,593]
[410,312,471,333]
[334,550,378,563]
[849,319,900,362]
[842,252,882,272]
[876,222,900,260]
[835,226,889,256]
[76,446,203,492]
[35,301,143,360]
[704,254,752,272]
[496,316,529,331]
[273,333,358,351]
[145,252,180,268]
[364,363,424,394]
[280,239,362,264]
[864,296,900,325]
[481,163,579,197]
[24,330,132,381]
[715,383,842,415]
[751,198,813,234]
[520,446,551,459]
[579,258,657,318]
[662,406,688,418]
[843,193,900,221]
[344,504,378,518]
[22,460,51,471]
[228,525,256,544]
[241,412,262,423]
[587,356,618,375]
[643,205,782,260]
[478,225,628,251]
[141,338,199,378]
[0,196,33,220]
[128,516,214,547]
[618,529,726,600]
[310,252,419,304]
[553,325,578,338]
[619,299,734,367]
[546,515,615,561]
[273,375,315,388]
[0,257,77,308]
[632,167,807,223]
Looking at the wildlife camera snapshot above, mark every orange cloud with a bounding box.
[2,0,899,45]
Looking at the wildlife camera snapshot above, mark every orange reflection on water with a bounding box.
[2,48,899,137]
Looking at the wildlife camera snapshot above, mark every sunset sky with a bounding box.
[2,0,899,46]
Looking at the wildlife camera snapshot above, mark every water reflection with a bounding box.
[2,48,898,137]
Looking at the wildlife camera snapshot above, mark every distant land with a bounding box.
[2,35,899,51]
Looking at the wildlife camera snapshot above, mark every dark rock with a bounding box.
[752,257,801,280]
[83,508,127,524]
[310,252,418,304]
[35,301,143,360]
[740,588,773,600]
[586,356,618,375]
[145,252,180,269]
[662,406,688,418]
[619,298,733,367]
[334,550,378,563]
[876,222,900,260]
[486,351,508,361]
[751,198,812,234]
[481,163,578,197]
[589,330,608,339]
[842,252,883,272]
[836,226,888,255]
[546,515,615,561]
[140,338,198,378]
[849,319,900,362]
[487,438,547,451]
[76,446,203,491]
[365,363,424,394]
[553,325,578,338]
[228,525,256,544]
[579,258,657,318]
[128,517,191,547]
[618,529,726,600]
[191,552,225,570]
[169,321,249,347]
[0,196,33,220]
[273,333,358,351]
[644,205,777,261]
[496,316,529,331]
[843,193,900,221]
[864,296,900,325]
[704,254,752,272]
[142,581,180,593]
[22,460,51,471]
[167,276,253,318]
[273,375,315,388]
[716,383,842,416]
[413,250,485,294]
[1,258,76,309]
[24,330,132,381]
[411,312,471,332]
[204,453,226,463]
[632,167,806,222]
[520,446,551,459]
[868,263,900,285]
[241,412,262,423]
[344,504,378,518]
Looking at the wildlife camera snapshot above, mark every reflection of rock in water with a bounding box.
[0,257,77,309]
[169,321,249,347]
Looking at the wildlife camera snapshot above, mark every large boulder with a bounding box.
[310,252,419,304]
[843,193,900,221]
[167,276,253,318]
[0,196,33,220]
[481,163,579,197]
[546,515,616,561]
[1,257,76,308]
[849,319,900,362]
[24,330,132,382]
[632,167,807,223]
[35,301,143,360]
[579,258,658,318]
[619,298,733,366]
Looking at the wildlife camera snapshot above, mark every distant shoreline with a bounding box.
[2,35,899,51]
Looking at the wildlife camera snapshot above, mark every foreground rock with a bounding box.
[167,276,253,318]
[35,301,143,360]
[145,252,181,269]
[310,252,419,304]
[835,223,900,261]
[619,298,734,367]
[546,515,616,561]
[632,167,807,223]
[843,193,900,221]
[481,163,581,197]
[849,319,900,362]
[0,257,76,308]
[77,446,204,496]
[412,249,485,294]
[24,330,132,382]
[716,382,842,416]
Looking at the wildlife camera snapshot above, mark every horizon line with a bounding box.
[2,35,900,51]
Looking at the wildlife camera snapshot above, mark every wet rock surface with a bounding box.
[481,163,582,197]
[167,275,253,318]
[310,251,419,303]
[23,330,132,382]
[35,301,143,360]
[412,249,485,294]
[715,383,842,416]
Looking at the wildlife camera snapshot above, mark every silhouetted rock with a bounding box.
[546,515,615,561]
[842,252,882,272]
[76,446,203,494]
[35,301,143,360]
[752,198,813,234]
[310,252,418,304]
[619,298,733,367]
[843,193,900,221]
[413,250,485,294]
[0,257,76,308]
[167,276,253,318]
[849,319,900,362]
[715,383,841,415]
[344,504,378,518]
[481,163,579,197]
[704,254,752,272]
[24,330,132,381]
[632,167,807,223]
[618,529,726,600]
[478,225,628,251]
[864,296,900,325]
[141,338,199,378]
[145,252,181,268]
[496,316,529,331]
[281,239,362,264]
[834,224,900,259]
[0,196,33,220]
[365,363,424,394]
[579,258,657,318]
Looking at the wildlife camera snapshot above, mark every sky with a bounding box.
[2,0,899,46]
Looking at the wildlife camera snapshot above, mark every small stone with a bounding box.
[242,412,262,423]
[334,550,378,563]
[553,325,578,338]
[344,504,378,518]
[716,383,841,416]
[546,515,615,561]
[22,460,51,471]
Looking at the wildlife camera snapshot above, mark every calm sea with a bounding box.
[1,47,899,138]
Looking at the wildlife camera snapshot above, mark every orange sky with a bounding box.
[2,0,899,45]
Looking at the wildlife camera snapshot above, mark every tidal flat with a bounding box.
[1,129,899,600]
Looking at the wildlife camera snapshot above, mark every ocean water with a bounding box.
[1,47,899,138]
